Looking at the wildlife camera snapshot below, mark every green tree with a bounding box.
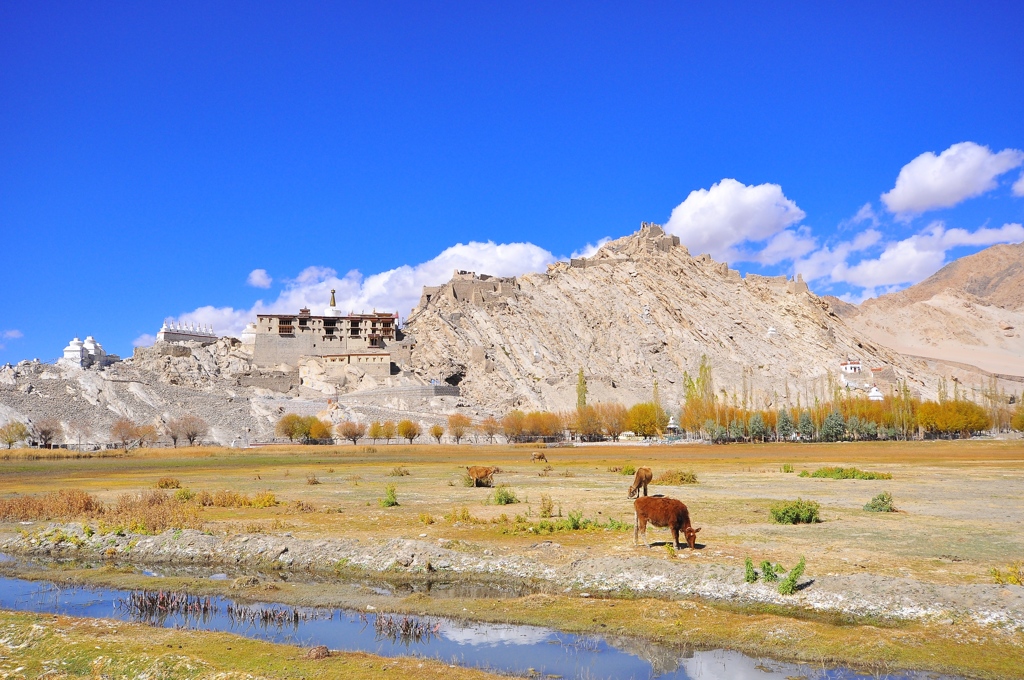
[748,412,767,442]
[798,411,814,441]
[0,421,29,449]
[820,411,846,442]
[777,409,794,440]
[728,418,745,441]
[576,367,587,410]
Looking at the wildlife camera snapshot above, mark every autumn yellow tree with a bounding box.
[447,413,471,444]
[479,416,501,443]
[381,420,397,444]
[337,421,367,445]
[429,424,444,443]
[397,419,421,443]
[0,421,29,449]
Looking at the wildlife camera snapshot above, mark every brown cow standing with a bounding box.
[466,466,498,487]
[531,451,548,463]
[633,496,701,549]
[627,466,653,499]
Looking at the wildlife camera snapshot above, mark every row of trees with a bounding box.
[0,415,209,450]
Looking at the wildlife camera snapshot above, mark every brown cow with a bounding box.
[531,451,548,463]
[633,496,701,549]
[466,466,498,487]
[627,466,653,499]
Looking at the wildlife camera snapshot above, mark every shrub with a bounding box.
[156,477,181,489]
[388,466,411,477]
[744,557,757,583]
[778,556,806,595]
[620,464,637,476]
[606,466,623,473]
[864,492,896,512]
[760,560,779,582]
[443,506,472,523]
[106,490,203,534]
[539,494,554,518]
[781,463,794,474]
[565,509,584,530]
[770,499,821,524]
[653,469,698,485]
[418,512,435,525]
[306,473,321,485]
[173,488,195,503]
[802,466,892,480]
[250,490,277,508]
[491,485,520,505]
[0,489,102,521]
[379,484,399,508]
[991,561,1023,586]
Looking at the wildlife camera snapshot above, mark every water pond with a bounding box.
[0,573,957,680]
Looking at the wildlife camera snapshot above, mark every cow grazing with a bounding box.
[627,466,653,499]
[466,466,498,487]
[531,451,548,463]
[633,496,701,549]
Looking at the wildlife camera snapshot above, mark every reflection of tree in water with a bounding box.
[602,634,692,676]
[369,613,442,646]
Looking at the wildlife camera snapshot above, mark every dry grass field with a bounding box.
[2,438,1024,678]
[4,439,1022,582]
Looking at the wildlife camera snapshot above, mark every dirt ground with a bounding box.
[2,439,1024,677]
[4,439,1022,582]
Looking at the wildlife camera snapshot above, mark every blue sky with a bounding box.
[2,2,1023,362]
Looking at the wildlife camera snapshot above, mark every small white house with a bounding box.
[840,358,862,374]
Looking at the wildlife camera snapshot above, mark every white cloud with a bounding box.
[746,227,817,265]
[881,142,1024,215]
[246,269,273,288]
[802,222,1024,291]
[571,237,611,259]
[664,178,805,263]
[1013,173,1024,197]
[132,333,157,347]
[840,203,879,230]
[1,330,23,339]
[171,240,557,337]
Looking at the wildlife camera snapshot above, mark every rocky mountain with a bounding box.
[400,224,944,412]
[832,242,1024,377]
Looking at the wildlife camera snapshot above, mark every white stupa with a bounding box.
[240,322,257,345]
[61,337,85,366]
[323,288,343,317]
[82,336,106,359]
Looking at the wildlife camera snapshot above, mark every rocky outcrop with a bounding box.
[401,224,939,411]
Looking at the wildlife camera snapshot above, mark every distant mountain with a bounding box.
[834,242,1024,377]
[402,224,941,411]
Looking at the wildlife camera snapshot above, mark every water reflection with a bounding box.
[0,575,956,680]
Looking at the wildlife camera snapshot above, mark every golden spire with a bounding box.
[329,289,336,307]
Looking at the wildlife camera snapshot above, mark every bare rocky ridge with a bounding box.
[4,228,1021,443]
[0,338,455,445]
[833,242,1024,377]
[400,225,942,412]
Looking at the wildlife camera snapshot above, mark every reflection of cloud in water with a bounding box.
[441,622,552,647]
[681,649,813,679]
